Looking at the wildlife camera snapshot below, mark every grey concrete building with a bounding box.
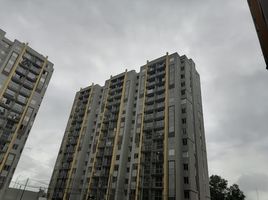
[3,187,46,200]
[0,29,54,198]
[48,53,210,200]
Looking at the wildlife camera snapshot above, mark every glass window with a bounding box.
[27,72,36,80]
[17,95,27,104]
[139,75,145,95]
[4,52,19,74]
[182,138,188,145]
[23,107,33,126]
[184,177,189,184]
[169,65,175,85]
[5,89,16,98]
[7,154,15,161]
[124,80,130,99]
[183,163,188,170]
[182,152,189,158]
[184,190,190,199]
[36,71,48,92]
[169,161,175,197]
[169,149,175,156]
[168,106,175,134]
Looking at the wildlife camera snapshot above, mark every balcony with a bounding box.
[29,65,41,75]
[155,94,165,102]
[145,96,154,105]
[156,85,165,93]
[156,102,165,111]
[22,79,34,90]
[153,131,164,139]
[96,151,104,158]
[146,81,155,89]
[143,122,154,130]
[145,105,154,113]
[15,67,27,77]
[146,88,155,96]
[19,87,31,97]
[144,113,154,122]
[155,111,164,120]
[155,121,164,130]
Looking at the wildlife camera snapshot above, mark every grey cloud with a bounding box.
[238,173,268,192]
[1,0,268,199]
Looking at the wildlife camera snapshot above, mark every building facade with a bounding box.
[0,29,54,197]
[48,53,210,200]
[248,0,268,69]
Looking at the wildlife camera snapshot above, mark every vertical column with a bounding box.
[135,63,148,200]
[163,53,169,200]
[105,70,128,200]
[63,84,94,200]
[86,78,112,200]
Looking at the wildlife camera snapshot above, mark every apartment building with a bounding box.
[0,29,54,198]
[48,53,210,200]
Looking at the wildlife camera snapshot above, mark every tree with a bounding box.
[227,184,246,200]
[209,175,245,200]
[210,175,228,200]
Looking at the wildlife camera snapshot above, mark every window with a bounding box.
[17,95,27,104]
[12,144,19,150]
[169,65,175,86]
[3,165,10,171]
[124,80,130,99]
[184,190,190,199]
[181,74,185,79]
[169,161,175,197]
[7,154,15,161]
[36,71,48,92]
[181,66,185,71]
[169,57,174,63]
[169,149,175,156]
[182,108,186,113]
[139,75,145,95]
[181,99,186,104]
[182,118,186,124]
[116,155,120,160]
[1,40,10,48]
[169,106,175,134]
[182,152,189,158]
[114,165,119,171]
[181,81,185,87]
[3,52,19,74]
[181,89,186,95]
[182,139,187,145]
[183,163,188,170]
[184,177,189,184]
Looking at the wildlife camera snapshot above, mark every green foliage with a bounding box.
[209,175,245,200]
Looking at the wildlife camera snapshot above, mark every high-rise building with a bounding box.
[0,29,54,197]
[247,0,268,69]
[48,53,210,200]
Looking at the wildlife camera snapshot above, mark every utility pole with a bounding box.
[19,178,29,200]
[15,185,22,200]
[256,189,259,200]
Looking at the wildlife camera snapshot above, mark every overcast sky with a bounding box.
[0,0,268,199]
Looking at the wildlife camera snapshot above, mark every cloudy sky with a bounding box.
[1,0,268,199]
